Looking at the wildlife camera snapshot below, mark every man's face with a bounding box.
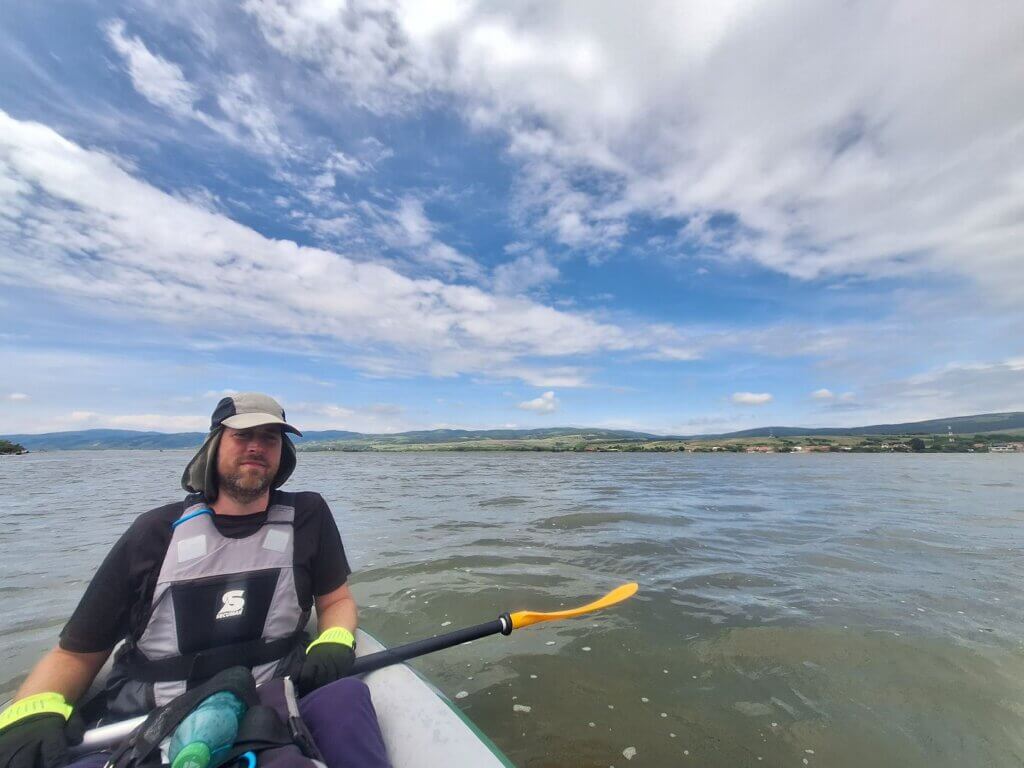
[216,425,283,503]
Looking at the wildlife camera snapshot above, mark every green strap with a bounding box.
[307,626,355,651]
[0,693,73,733]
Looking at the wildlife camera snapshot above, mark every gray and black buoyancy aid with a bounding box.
[106,494,310,718]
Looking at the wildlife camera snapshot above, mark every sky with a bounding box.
[1,0,1023,436]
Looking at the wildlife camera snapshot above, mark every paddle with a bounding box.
[74,583,638,753]
[349,581,638,676]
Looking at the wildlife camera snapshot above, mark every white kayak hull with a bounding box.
[355,629,513,767]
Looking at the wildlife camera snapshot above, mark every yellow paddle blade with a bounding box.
[509,582,638,630]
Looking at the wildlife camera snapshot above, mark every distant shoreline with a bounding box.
[6,412,1024,452]
[7,436,1024,454]
[6,420,1024,455]
[9,444,1024,453]
[298,435,1024,454]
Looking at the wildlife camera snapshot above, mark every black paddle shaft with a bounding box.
[348,613,513,677]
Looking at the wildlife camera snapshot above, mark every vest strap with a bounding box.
[122,632,304,684]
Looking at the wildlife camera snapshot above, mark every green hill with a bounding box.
[705,412,1024,439]
[4,413,1022,451]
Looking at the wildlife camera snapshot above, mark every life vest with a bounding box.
[105,494,310,718]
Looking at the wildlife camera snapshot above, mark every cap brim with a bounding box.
[221,412,302,436]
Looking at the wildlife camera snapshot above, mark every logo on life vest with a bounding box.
[216,589,246,619]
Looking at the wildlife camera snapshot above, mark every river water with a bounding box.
[2,451,1023,767]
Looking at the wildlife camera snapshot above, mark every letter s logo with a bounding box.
[216,589,246,619]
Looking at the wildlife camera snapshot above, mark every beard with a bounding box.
[219,463,274,503]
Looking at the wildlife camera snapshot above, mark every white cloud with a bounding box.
[639,322,857,364]
[811,388,834,400]
[374,196,482,279]
[646,346,700,362]
[243,0,1024,294]
[318,404,354,419]
[384,196,433,247]
[111,413,208,431]
[242,0,437,114]
[104,19,291,157]
[493,251,559,295]
[203,389,240,399]
[215,73,291,157]
[288,401,412,433]
[493,366,587,388]
[0,104,907,391]
[731,392,772,405]
[789,359,1024,428]
[518,390,559,413]
[326,150,367,177]
[426,242,480,279]
[104,19,200,118]
[0,110,641,386]
[306,214,356,240]
[63,410,208,431]
[7,392,29,401]
[636,325,702,361]
[0,347,359,434]
[852,360,1024,423]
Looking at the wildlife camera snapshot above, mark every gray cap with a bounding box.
[182,392,300,499]
[210,392,302,436]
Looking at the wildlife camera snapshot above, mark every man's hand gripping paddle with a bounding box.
[76,583,639,752]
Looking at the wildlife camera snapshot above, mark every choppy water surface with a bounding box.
[2,451,1024,767]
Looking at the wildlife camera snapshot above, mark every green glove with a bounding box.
[297,628,356,697]
[0,693,82,768]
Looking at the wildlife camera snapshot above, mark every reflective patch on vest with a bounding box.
[177,534,207,562]
[217,589,246,619]
[262,528,291,553]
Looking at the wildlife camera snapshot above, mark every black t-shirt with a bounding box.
[59,491,351,654]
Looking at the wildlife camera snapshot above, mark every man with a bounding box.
[0,394,389,768]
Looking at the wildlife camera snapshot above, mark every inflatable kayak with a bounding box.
[12,629,513,768]
[351,629,513,767]
[12,585,640,766]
